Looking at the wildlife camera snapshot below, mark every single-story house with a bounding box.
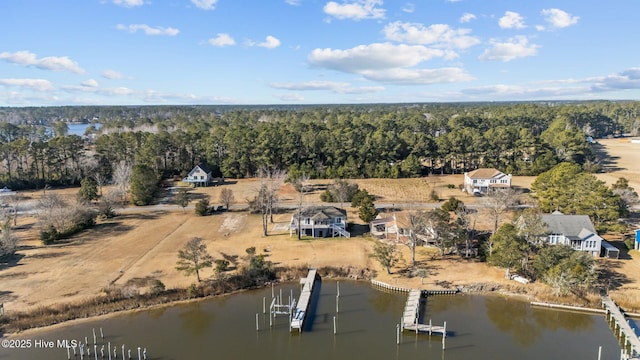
[290,206,350,238]
[540,212,603,257]
[463,168,512,195]
[182,164,222,187]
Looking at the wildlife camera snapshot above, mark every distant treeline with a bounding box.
[0,101,639,188]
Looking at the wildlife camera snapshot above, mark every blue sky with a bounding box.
[1,0,639,106]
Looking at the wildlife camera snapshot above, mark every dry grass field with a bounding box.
[1,137,639,321]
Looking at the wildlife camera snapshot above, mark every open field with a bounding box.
[1,138,639,321]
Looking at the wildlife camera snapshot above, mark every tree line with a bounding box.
[0,101,639,190]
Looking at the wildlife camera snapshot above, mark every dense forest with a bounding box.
[1,101,639,189]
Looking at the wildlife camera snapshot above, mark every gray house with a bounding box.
[541,212,603,257]
[290,206,350,238]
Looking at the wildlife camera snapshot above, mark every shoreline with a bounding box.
[1,271,620,338]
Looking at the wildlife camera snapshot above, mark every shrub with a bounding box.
[320,190,335,202]
[40,226,59,245]
[442,197,464,212]
[195,198,210,216]
[150,280,166,295]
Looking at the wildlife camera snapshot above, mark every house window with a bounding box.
[305,218,310,225]
[549,234,561,244]
[490,179,497,184]
[472,179,477,184]
[500,179,508,184]
[335,217,342,224]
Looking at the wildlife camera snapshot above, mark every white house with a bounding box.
[463,168,512,195]
[290,206,350,238]
[541,212,603,257]
[183,164,222,187]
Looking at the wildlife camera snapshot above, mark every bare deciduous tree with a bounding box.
[0,207,18,258]
[293,173,311,240]
[250,169,287,236]
[483,188,521,255]
[219,187,235,210]
[112,160,132,204]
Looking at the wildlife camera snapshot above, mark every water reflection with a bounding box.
[178,302,214,337]
[485,296,541,346]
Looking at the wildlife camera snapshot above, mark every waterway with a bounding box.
[0,281,623,359]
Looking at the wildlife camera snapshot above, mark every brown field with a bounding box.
[1,137,639,323]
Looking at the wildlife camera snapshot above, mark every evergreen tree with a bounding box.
[176,237,214,282]
[78,177,99,202]
[130,165,159,206]
[358,196,378,223]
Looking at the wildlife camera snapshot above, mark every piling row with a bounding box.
[602,296,640,359]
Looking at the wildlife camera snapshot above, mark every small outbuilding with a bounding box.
[600,240,620,259]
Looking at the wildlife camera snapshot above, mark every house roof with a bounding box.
[541,213,597,239]
[296,206,346,219]
[188,163,212,176]
[466,168,507,179]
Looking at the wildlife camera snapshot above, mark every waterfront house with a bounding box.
[463,168,512,195]
[290,206,350,238]
[540,212,603,257]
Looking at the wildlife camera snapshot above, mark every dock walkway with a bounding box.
[290,269,318,332]
[400,289,447,336]
[602,296,640,359]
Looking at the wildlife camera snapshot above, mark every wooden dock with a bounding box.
[290,269,318,332]
[602,296,640,359]
[400,289,447,336]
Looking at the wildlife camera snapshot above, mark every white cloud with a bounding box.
[104,87,135,96]
[478,36,539,62]
[112,0,144,7]
[81,79,99,88]
[102,69,123,79]
[270,80,384,94]
[116,24,179,36]
[271,80,351,91]
[285,0,301,5]
[191,0,218,10]
[359,67,474,85]
[591,67,640,91]
[499,11,526,29]
[323,0,385,20]
[0,50,85,74]
[277,93,305,102]
[247,36,281,49]
[383,22,480,50]
[0,78,54,91]
[459,13,476,23]
[308,43,472,85]
[208,33,236,47]
[402,3,414,13]
[540,8,579,30]
[258,36,281,49]
[309,43,445,73]
[461,84,586,99]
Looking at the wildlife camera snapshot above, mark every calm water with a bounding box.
[0,281,623,359]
